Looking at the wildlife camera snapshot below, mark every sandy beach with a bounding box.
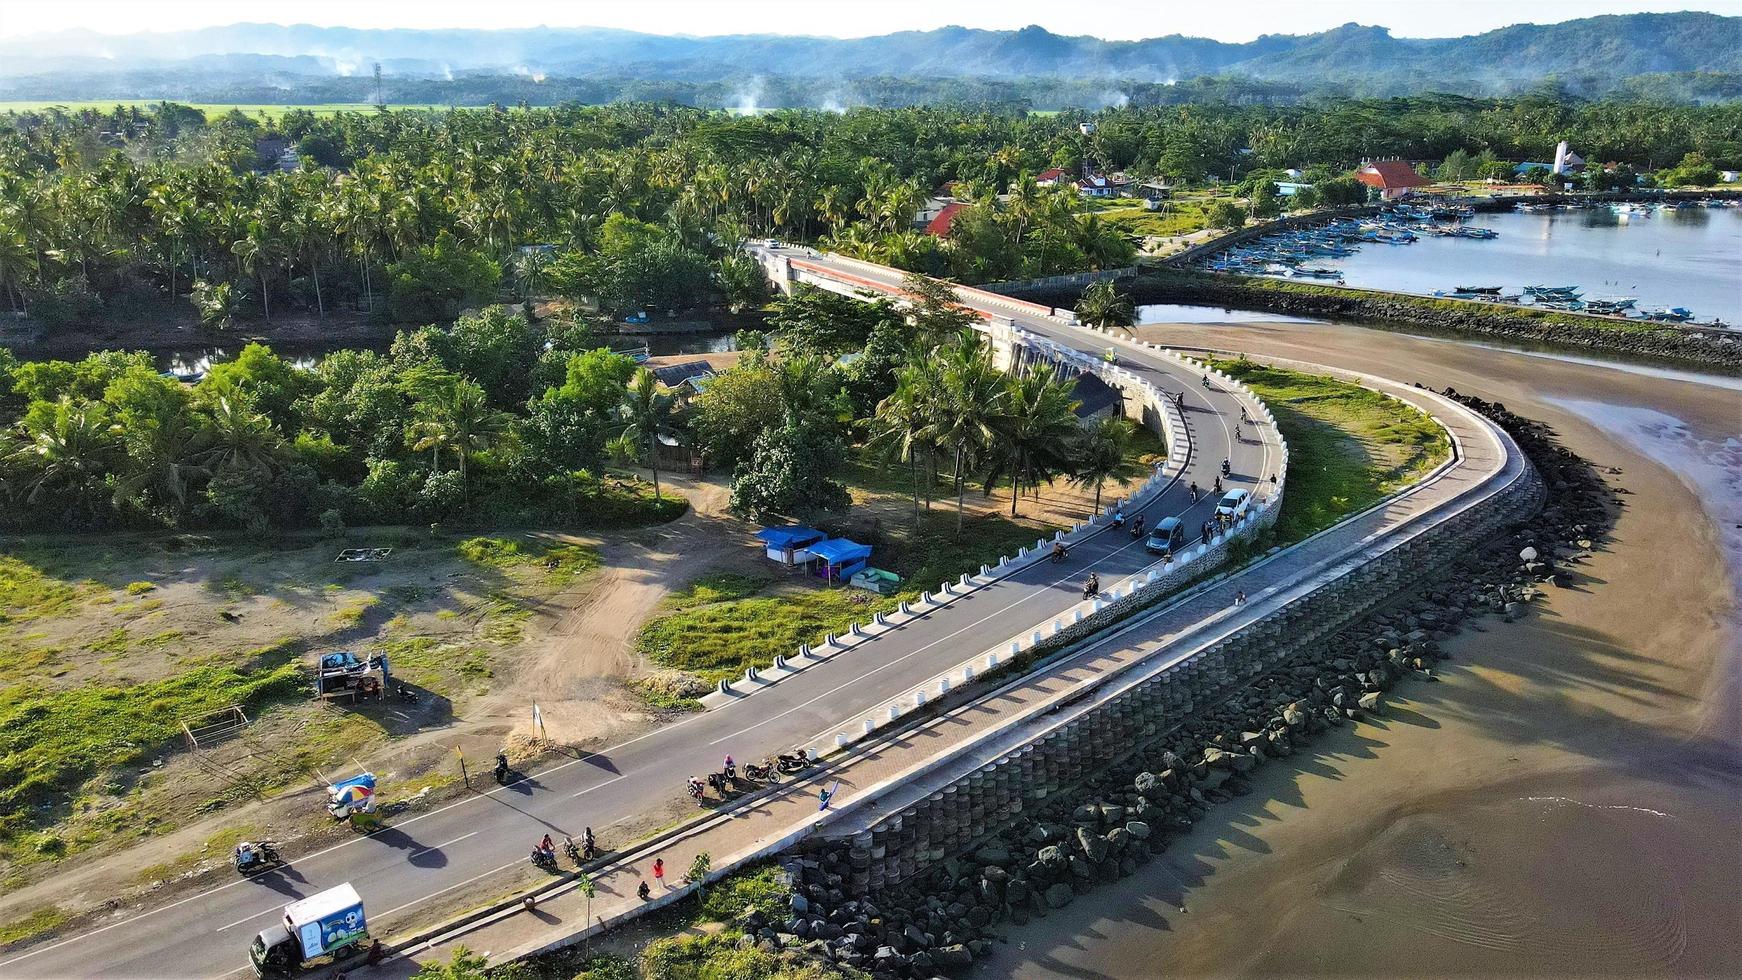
[984,322,1741,978]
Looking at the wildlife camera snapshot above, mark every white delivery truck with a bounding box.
[249,883,370,976]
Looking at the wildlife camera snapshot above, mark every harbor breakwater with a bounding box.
[761,397,1612,978]
[1126,272,1740,372]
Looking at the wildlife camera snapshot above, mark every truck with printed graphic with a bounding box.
[248,883,369,976]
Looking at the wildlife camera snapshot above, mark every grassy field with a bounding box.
[1208,357,1450,543]
[635,513,1047,684]
[0,101,456,121]
[1087,196,1221,239]
[637,427,1167,686]
[0,530,599,871]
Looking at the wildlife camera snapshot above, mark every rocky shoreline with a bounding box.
[1120,272,1740,373]
[761,395,1616,979]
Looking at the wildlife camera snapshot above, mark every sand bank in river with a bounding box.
[984,322,1740,978]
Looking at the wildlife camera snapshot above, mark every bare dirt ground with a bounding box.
[0,441,1163,939]
[985,321,1741,978]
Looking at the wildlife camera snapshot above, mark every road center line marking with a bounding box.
[409,831,478,859]
[571,773,629,799]
[215,906,278,933]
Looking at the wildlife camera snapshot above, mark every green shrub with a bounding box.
[699,864,790,923]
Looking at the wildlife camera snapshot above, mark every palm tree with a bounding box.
[8,397,121,517]
[115,410,212,518]
[924,331,1005,532]
[616,368,678,502]
[409,378,510,495]
[1070,415,1135,513]
[985,364,1081,516]
[864,360,940,518]
[200,387,284,478]
[1075,279,1136,331]
[0,214,37,314]
[231,219,276,321]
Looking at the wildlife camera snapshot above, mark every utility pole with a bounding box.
[373,63,385,109]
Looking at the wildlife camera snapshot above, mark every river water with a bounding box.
[1307,205,1742,327]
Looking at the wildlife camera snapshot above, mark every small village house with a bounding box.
[1034,167,1070,188]
[1353,159,1430,200]
[923,202,967,237]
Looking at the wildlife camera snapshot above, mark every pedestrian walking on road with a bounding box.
[653,857,665,888]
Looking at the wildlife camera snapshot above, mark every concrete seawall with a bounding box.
[823,389,1541,895]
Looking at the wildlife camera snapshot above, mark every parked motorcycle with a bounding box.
[234,840,281,874]
[530,848,559,872]
[746,759,777,782]
[776,751,812,774]
[563,838,582,866]
[493,751,510,785]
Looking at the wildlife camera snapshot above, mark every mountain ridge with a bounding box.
[2,13,1738,101]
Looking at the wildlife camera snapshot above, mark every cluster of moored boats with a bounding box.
[1431,283,1708,323]
[1199,206,1500,281]
[1198,195,1732,328]
[1517,197,1740,216]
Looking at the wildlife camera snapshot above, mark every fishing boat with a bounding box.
[1525,285,1582,298]
[1583,297,1637,315]
[1645,307,1695,322]
[1455,285,1503,295]
[1288,267,1343,280]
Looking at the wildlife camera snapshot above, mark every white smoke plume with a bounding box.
[732,76,767,115]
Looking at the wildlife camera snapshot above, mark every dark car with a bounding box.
[1144,516,1186,556]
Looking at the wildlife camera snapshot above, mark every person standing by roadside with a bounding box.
[653,857,665,888]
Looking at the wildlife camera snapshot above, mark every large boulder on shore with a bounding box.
[1045,883,1075,908]
[975,844,1011,867]
[1077,827,1110,864]
[935,943,975,969]
[1134,771,1165,800]
[1036,845,1068,874]
[1126,820,1152,840]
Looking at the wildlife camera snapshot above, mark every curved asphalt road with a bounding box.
[0,257,1276,979]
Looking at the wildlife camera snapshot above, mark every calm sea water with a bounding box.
[1315,206,1742,327]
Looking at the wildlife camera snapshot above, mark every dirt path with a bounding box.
[483,474,746,744]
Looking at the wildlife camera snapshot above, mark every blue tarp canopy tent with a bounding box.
[807,538,874,583]
[756,525,826,565]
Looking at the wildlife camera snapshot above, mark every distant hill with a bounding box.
[2,13,1739,104]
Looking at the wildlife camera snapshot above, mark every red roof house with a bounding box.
[1353,160,1431,200]
[924,202,967,237]
[1035,167,1069,187]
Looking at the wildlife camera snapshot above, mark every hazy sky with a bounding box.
[0,0,1732,41]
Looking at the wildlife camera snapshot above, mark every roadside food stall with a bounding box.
[806,538,873,585]
[756,525,826,566]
